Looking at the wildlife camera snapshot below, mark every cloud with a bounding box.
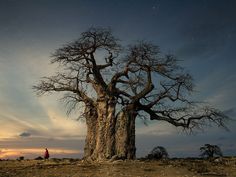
[0,149,20,159]
[0,148,82,159]
[34,102,87,139]
[0,113,48,139]
[19,132,31,138]
[223,108,236,117]
[190,67,236,111]
[0,106,86,140]
[136,121,178,136]
[0,136,85,159]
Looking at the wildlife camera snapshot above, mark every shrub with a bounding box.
[17,156,24,161]
[35,156,43,160]
[147,146,169,159]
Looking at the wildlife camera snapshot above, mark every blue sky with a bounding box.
[0,0,236,159]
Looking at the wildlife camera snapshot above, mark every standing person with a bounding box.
[44,148,50,159]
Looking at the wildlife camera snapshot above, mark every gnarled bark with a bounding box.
[94,98,115,160]
[84,97,117,161]
[115,106,136,159]
[84,104,98,159]
[84,100,137,161]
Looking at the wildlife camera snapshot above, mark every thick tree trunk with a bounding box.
[84,100,136,161]
[84,104,98,159]
[115,107,136,159]
[94,98,113,160]
[84,97,117,161]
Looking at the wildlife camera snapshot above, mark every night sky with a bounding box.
[0,0,236,159]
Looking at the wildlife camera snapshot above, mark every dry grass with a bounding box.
[0,157,235,177]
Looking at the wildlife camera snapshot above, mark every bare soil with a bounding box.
[0,157,235,177]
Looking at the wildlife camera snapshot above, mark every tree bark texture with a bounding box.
[115,108,136,159]
[83,105,98,159]
[84,101,136,161]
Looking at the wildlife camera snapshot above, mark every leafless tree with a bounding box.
[200,144,223,158]
[33,27,229,161]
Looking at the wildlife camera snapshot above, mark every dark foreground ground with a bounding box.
[0,157,236,177]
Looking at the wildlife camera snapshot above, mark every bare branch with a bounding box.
[33,73,94,105]
[138,102,229,132]
[33,28,230,133]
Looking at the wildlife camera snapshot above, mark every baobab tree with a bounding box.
[33,27,228,161]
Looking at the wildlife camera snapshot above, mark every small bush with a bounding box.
[35,156,43,160]
[147,146,169,160]
[17,156,24,161]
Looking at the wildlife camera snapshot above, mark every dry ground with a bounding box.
[0,157,235,177]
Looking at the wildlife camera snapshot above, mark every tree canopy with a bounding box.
[34,27,228,131]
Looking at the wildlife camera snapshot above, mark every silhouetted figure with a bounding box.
[44,148,50,159]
